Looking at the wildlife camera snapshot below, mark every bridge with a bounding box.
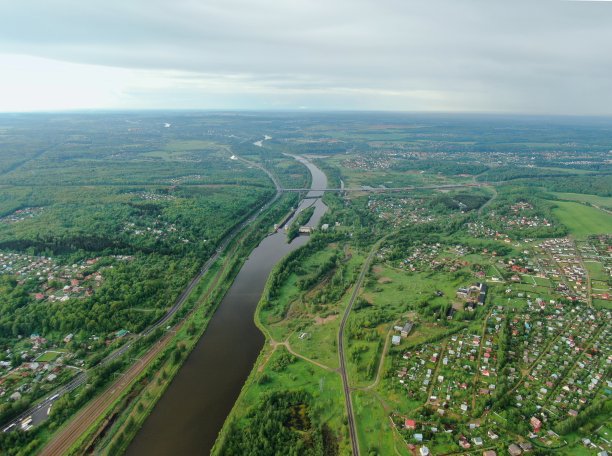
[282,183,487,192]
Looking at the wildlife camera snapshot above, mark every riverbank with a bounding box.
[38,189,299,456]
[120,155,328,455]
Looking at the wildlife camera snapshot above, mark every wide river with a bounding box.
[126,157,328,455]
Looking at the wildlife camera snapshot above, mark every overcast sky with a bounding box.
[1,0,611,114]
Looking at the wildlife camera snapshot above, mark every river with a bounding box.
[126,156,328,456]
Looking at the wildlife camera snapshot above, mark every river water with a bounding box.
[126,157,328,456]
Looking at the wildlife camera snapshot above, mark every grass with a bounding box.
[260,247,367,369]
[353,390,410,456]
[552,201,612,239]
[35,351,64,362]
[213,347,350,455]
[553,192,612,208]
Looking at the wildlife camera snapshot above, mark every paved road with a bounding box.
[338,246,379,456]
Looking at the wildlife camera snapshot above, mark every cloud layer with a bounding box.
[1,0,612,113]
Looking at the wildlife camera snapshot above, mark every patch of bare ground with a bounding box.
[314,314,339,325]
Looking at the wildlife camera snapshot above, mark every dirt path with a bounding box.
[478,185,498,216]
[338,245,379,456]
[472,308,493,409]
[362,323,396,391]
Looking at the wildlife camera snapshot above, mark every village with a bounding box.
[381,232,611,456]
[0,250,139,411]
[367,196,437,228]
[0,251,133,303]
[0,207,44,225]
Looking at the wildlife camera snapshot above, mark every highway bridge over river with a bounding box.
[281,182,487,192]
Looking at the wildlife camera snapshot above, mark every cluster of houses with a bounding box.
[395,243,471,273]
[389,263,610,453]
[391,321,414,346]
[467,204,553,241]
[129,191,176,201]
[341,154,393,171]
[168,174,203,185]
[0,335,74,405]
[536,238,589,302]
[0,252,111,303]
[123,220,189,243]
[395,327,499,416]
[0,207,44,224]
[367,196,435,228]
[510,305,610,429]
[456,282,489,311]
[1,328,132,412]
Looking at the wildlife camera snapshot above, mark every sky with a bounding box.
[0,0,611,114]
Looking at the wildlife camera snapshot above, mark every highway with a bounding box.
[1,154,283,435]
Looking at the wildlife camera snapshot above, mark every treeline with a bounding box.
[477,166,609,184]
[525,175,612,197]
[429,193,489,212]
[216,390,338,456]
[554,399,610,435]
[296,252,338,291]
[392,159,489,176]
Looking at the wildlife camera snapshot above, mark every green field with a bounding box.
[35,351,64,362]
[553,192,612,208]
[552,201,612,238]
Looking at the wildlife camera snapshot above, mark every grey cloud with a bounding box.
[1,0,612,113]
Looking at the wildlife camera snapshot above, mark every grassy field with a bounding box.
[213,346,350,455]
[353,390,410,456]
[553,192,612,208]
[552,201,612,238]
[35,351,64,362]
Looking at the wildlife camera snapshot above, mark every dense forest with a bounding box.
[218,390,337,456]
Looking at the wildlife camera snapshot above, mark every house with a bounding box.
[508,444,522,456]
[420,446,430,456]
[401,322,413,338]
[405,419,416,430]
[414,433,423,442]
[392,335,401,346]
[519,442,533,452]
[483,451,497,456]
[530,416,542,432]
[473,436,483,446]
[63,333,74,344]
